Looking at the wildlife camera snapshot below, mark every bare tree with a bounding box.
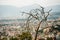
[21,5,52,40]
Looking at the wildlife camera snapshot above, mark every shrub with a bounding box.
[18,32,32,40]
[10,37,18,40]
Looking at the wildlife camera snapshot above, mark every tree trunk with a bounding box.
[34,20,43,40]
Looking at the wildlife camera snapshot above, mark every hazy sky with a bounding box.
[0,0,60,7]
[0,0,60,19]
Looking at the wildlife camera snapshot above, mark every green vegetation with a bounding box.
[0,31,32,40]
[1,37,7,40]
[10,37,18,40]
[17,32,32,40]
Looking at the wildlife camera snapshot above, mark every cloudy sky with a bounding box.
[0,0,60,19]
[0,0,60,7]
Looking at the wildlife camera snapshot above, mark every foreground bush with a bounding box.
[17,32,32,40]
[10,37,18,40]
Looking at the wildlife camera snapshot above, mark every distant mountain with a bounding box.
[45,5,60,12]
[0,5,42,19]
[0,5,20,19]
[45,5,60,20]
[0,4,60,20]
